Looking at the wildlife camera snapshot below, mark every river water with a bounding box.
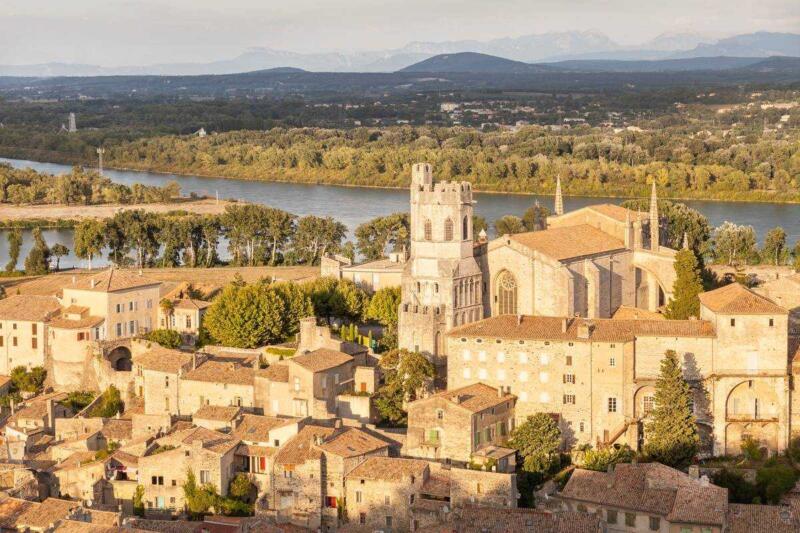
[1,157,798,269]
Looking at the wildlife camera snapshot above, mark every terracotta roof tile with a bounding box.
[135,346,193,374]
[173,298,213,310]
[67,268,160,293]
[0,294,61,321]
[256,363,289,383]
[699,283,787,315]
[0,497,39,530]
[292,348,353,372]
[346,456,428,482]
[183,360,254,386]
[101,419,133,441]
[507,225,625,261]
[317,427,389,458]
[562,463,727,526]
[449,505,604,533]
[420,383,515,414]
[449,315,715,342]
[16,497,78,530]
[48,313,105,329]
[194,405,242,422]
[727,503,799,532]
[274,425,334,465]
[232,414,298,443]
[154,426,239,456]
[587,203,648,223]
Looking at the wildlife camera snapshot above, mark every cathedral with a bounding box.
[398,162,678,361]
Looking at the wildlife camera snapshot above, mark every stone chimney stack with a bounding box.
[554,176,564,216]
[649,181,659,251]
[46,399,55,430]
[561,318,568,333]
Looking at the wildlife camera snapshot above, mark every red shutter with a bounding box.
[259,457,266,470]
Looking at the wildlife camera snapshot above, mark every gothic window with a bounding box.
[462,216,469,240]
[444,218,454,241]
[496,271,517,315]
[424,219,432,241]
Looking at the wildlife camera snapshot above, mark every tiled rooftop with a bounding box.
[699,282,787,315]
[0,294,61,322]
[346,456,428,482]
[292,348,353,373]
[508,224,625,261]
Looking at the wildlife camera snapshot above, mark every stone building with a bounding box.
[157,297,212,347]
[396,164,677,363]
[398,162,483,362]
[0,295,61,374]
[405,383,516,465]
[447,282,792,455]
[557,462,799,533]
[321,251,407,293]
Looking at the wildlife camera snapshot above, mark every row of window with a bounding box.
[460,367,576,384]
[115,299,154,313]
[0,336,36,349]
[0,322,30,332]
[422,216,469,242]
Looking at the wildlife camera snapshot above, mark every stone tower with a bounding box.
[398,163,483,363]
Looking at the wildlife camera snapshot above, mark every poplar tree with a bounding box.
[665,248,703,319]
[5,228,22,272]
[644,350,699,467]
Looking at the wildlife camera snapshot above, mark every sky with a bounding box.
[1,0,797,66]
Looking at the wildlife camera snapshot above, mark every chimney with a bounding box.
[561,318,568,333]
[71,275,76,286]
[46,399,55,429]
[452,394,462,405]
[89,279,96,289]
[192,353,197,370]
[497,387,504,398]
[516,315,522,326]
[577,322,592,339]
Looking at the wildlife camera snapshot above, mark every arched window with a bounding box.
[463,216,469,240]
[496,271,518,315]
[423,219,432,241]
[444,218,454,241]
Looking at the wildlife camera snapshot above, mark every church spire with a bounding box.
[649,181,659,251]
[554,176,564,216]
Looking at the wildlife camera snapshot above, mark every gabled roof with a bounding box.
[67,268,160,293]
[256,362,289,383]
[416,383,515,414]
[317,427,389,458]
[154,426,239,456]
[194,405,242,422]
[0,294,61,321]
[292,348,353,373]
[16,497,78,530]
[699,283,787,315]
[232,414,298,442]
[450,505,605,533]
[587,203,648,223]
[448,315,715,342]
[562,463,727,526]
[135,346,193,374]
[346,456,428,482]
[727,503,799,532]
[506,224,625,261]
[0,497,39,530]
[183,360,254,386]
[173,298,213,311]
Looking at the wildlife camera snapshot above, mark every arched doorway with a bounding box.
[495,271,517,315]
[109,346,133,371]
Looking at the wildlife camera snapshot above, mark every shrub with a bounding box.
[88,385,123,418]
[756,464,799,504]
[145,329,182,349]
[713,468,759,504]
[581,445,635,472]
[741,436,764,462]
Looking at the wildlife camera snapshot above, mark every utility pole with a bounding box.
[97,147,105,176]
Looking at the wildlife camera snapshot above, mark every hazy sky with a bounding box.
[2,0,797,65]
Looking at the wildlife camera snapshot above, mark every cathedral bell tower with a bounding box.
[398,163,483,364]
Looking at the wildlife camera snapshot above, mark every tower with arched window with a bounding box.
[399,163,484,365]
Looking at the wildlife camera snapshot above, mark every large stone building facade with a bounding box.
[398,164,678,361]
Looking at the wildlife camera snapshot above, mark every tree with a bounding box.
[621,199,710,254]
[133,485,145,517]
[494,215,526,235]
[159,298,175,329]
[183,469,218,519]
[355,213,409,261]
[509,413,562,475]
[73,218,106,270]
[145,329,182,349]
[89,385,123,417]
[664,248,703,319]
[10,366,46,393]
[228,473,255,502]
[203,282,285,348]
[580,444,635,472]
[472,215,488,241]
[270,281,314,338]
[711,222,757,265]
[522,203,550,231]
[643,350,699,467]
[50,243,69,271]
[291,215,347,265]
[366,286,401,351]
[761,226,787,266]
[5,228,22,272]
[23,227,50,275]
[303,277,369,323]
[374,349,435,426]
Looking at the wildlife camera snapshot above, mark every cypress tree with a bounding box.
[664,248,703,319]
[644,350,699,467]
[24,227,50,275]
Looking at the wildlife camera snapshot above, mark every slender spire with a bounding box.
[554,176,564,216]
[649,181,659,251]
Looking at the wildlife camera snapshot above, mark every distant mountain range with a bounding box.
[0,31,797,77]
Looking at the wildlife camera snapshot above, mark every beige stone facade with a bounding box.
[447,282,793,455]
[322,252,406,293]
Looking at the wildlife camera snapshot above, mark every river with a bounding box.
[1,157,798,269]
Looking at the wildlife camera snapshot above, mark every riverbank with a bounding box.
[0,198,236,223]
[4,147,800,206]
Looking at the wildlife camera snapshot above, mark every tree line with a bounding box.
[0,164,182,205]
